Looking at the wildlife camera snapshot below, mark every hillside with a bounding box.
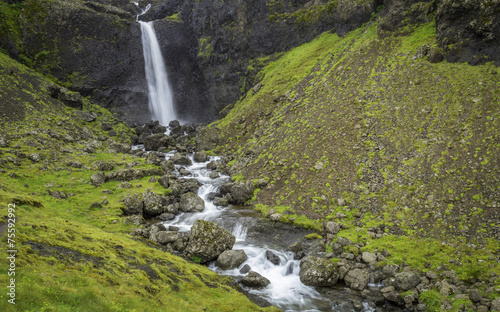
[0,52,278,312]
[203,18,500,311]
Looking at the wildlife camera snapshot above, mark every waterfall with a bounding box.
[137,4,177,126]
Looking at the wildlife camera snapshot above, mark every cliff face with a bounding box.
[0,0,498,124]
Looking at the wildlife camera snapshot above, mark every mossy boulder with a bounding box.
[299,256,339,287]
[185,220,235,264]
[179,192,205,213]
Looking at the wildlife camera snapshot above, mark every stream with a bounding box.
[152,150,382,312]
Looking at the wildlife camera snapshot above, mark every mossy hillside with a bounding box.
[0,52,278,312]
[210,20,500,296]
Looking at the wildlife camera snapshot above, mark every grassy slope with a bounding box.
[211,20,500,309]
[0,52,278,312]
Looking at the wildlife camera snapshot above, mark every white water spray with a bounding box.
[137,4,177,126]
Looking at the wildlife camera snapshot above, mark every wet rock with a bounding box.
[344,268,370,291]
[209,172,220,179]
[221,181,255,205]
[156,231,179,244]
[170,152,192,166]
[158,213,175,221]
[206,161,218,170]
[395,271,420,291]
[145,153,163,166]
[299,256,339,287]
[382,290,405,306]
[144,133,174,151]
[194,151,208,162]
[325,221,340,234]
[90,171,106,185]
[179,192,205,213]
[241,271,270,288]
[266,250,280,265]
[179,168,191,176]
[185,220,235,263]
[123,194,143,215]
[213,197,229,207]
[240,264,251,274]
[216,250,248,270]
[160,160,175,173]
[142,190,165,217]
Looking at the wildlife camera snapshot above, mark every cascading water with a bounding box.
[137,4,177,126]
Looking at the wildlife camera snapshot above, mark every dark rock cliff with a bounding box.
[0,0,498,124]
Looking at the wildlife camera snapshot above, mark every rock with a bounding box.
[491,297,500,311]
[338,198,345,206]
[144,133,174,151]
[299,256,339,287]
[240,264,251,274]
[325,221,340,234]
[169,120,180,128]
[222,181,255,205]
[179,168,191,176]
[157,175,169,188]
[439,279,451,297]
[213,197,229,207]
[206,161,218,170]
[105,169,144,182]
[337,236,353,246]
[344,269,370,291]
[216,250,248,270]
[0,135,9,147]
[74,111,96,122]
[160,160,175,173]
[148,224,167,242]
[382,290,405,306]
[253,178,268,188]
[209,172,220,179]
[142,190,165,217]
[416,303,427,311]
[125,215,145,225]
[90,171,106,185]
[157,212,174,220]
[156,231,179,244]
[361,252,377,263]
[179,192,205,213]
[194,151,208,162]
[170,152,192,166]
[90,201,102,209]
[92,160,114,171]
[184,220,235,263]
[467,289,482,303]
[425,271,438,280]
[269,213,282,222]
[241,271,270,288]
[28,153,40,162]
[50,191,67,200]
[123,194,143,215]
[395,272,420,291]
[117,181,133,189]
[266,250,280,265]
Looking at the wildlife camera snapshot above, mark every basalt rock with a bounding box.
[184,220,235,263]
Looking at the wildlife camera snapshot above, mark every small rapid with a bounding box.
[156,151,376,312]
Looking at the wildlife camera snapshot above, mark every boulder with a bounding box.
[157,175,169,188]
[106,169,144,182]
[144,133,174,151]
[221,181,255,205]
[241,271,270,288]
[123,194,143,215]
[179,192,205,213]
[158,213,175,221]
[325,221,340,234]
[126,215,146,225]
[170,152,192,166]
[92,160,114,171]
[269,213,282,222]
[156,231,180,245]
[194,151,208,162]
[142,190,165,217]
[361,252,377,263]
[148,224,167,242]
[206,161,218,170]
[299,256,339,287]
[266,250,280,265]
[184,220,235,263]
[213,197,229,207]
[491,297,500,311]
[90,171,106,185]
[215,250,248,270]
[117,181,133,189]
[240,264,251,274]
[50,191,67,200]
[160,160,175,173]
[344,269,370,291]
[395,272,420,291]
